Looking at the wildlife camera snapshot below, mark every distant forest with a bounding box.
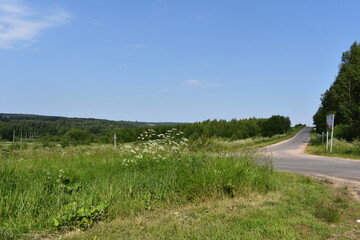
[110,116,292,144]
[0,113,294,146]
[0,114,177,141]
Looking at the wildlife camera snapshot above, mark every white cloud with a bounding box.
[184,79,221,88]
[0,0,70,49]
[185,79,202,86]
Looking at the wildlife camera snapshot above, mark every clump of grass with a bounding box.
[314,201,341,223]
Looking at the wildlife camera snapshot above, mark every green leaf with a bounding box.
[77,207,85,213]
[53,218,59,227]
[97,203,105,211]
[82,217,89,223]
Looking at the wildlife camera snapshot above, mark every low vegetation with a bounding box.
[1,126,360,239]
[1,129,275,239]
[306,132,360,160]
[66,174,360,240]
[192,125,303,153]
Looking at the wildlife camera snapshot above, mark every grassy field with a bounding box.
[306,133,360,160]
[1,127,359,239]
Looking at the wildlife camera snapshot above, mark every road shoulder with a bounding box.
[309,174,360,202]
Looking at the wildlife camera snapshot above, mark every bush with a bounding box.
[40,134,56,148]
[8,143,28,151]
[334,124,352,141]
[61,129,92,147]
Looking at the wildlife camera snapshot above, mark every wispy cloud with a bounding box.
[0,0,71,49]
[90,21,103,27]
[184,80,221,88]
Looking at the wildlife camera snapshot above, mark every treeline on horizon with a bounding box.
[110,116,292,144]
[0,114,294,146]
[313,41,360,141]
[0,113,176,140]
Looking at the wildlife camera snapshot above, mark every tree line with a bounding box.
[313,41,360,141]
[0,113,176,142]
[108,115,292,144]
[1,113,292,146]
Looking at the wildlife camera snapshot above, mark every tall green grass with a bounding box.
[67,172,360,240]
[0,138,277,239]
[306,133,360,159]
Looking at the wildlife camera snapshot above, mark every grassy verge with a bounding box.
[66,173,360,240]
[306,133,360,160]
[1,132,276,239]
[1,127,359,239]
[193,126,304,153]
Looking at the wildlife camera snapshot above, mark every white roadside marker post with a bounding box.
[326,114,335,153]
[326,131,329,152]
[330,115,335,153]
[114,133,117,150]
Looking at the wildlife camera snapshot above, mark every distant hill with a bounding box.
[0,113,180,140]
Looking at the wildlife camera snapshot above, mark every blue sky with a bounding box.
[0,0,359,125]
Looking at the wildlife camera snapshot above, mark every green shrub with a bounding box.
[54,197,107,230]
[61,129,92,147]
[40,134,57,148]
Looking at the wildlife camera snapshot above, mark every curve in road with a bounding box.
[265,127,360,181]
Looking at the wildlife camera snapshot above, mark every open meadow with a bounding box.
[1,128,359,239]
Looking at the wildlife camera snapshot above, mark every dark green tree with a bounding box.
[313,41,360,139]
[261,115,291,137]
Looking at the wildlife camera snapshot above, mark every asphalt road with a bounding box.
[265,127,360,181]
